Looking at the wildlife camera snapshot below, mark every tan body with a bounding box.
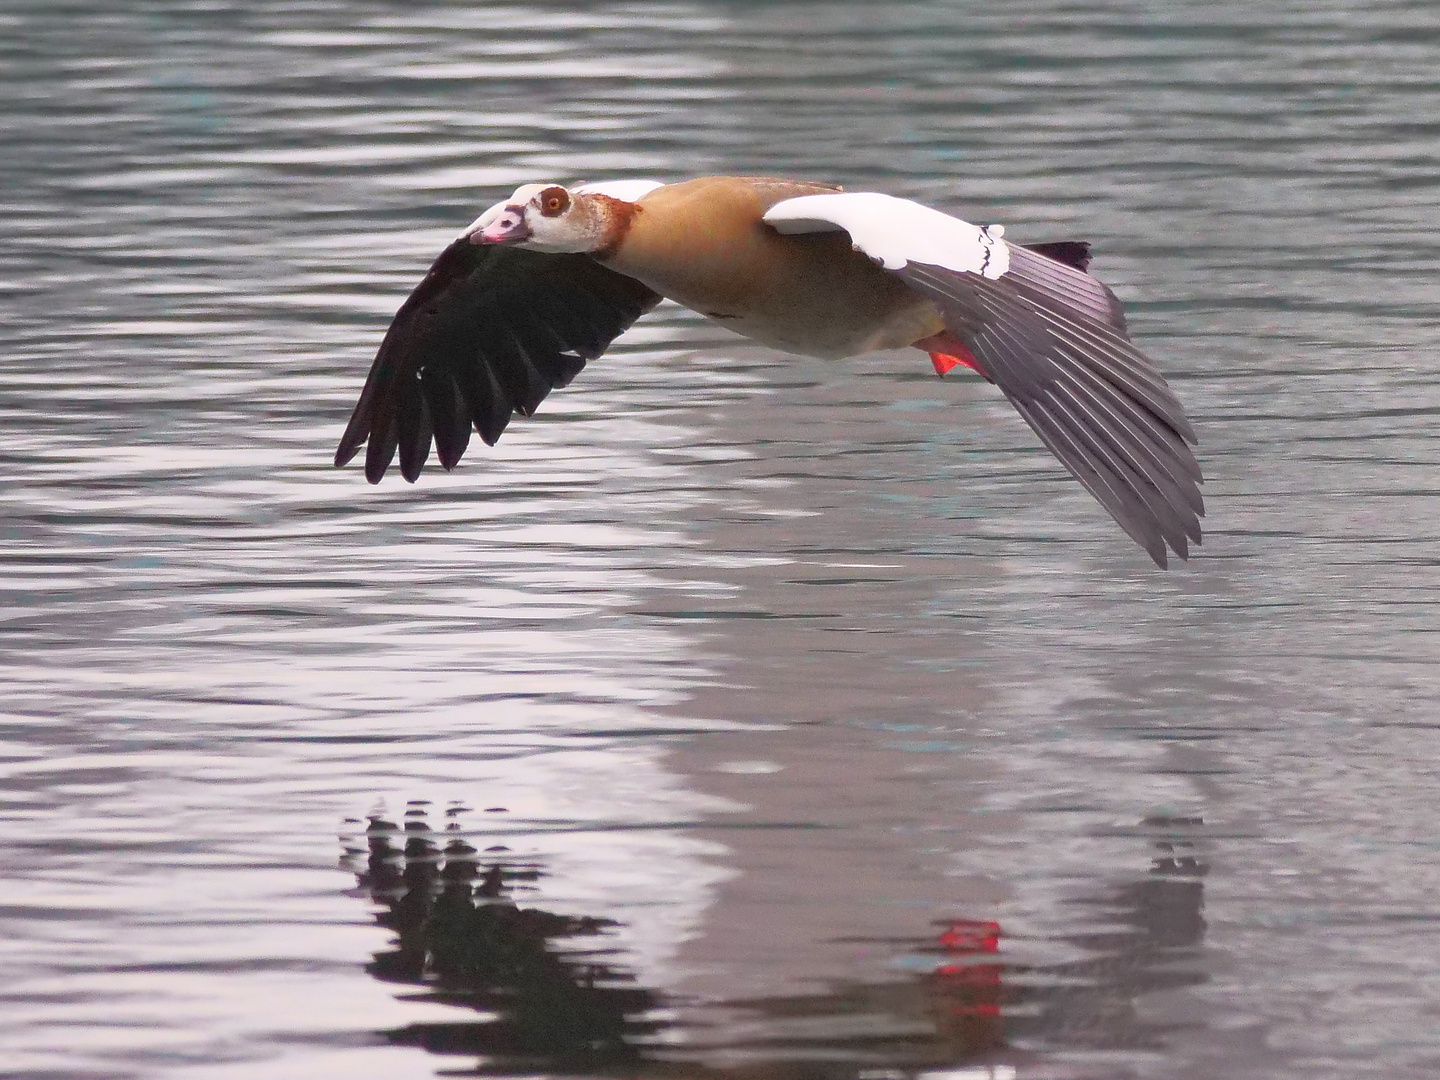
[602,177,944,360]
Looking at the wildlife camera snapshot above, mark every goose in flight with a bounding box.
[335,176,1202,567]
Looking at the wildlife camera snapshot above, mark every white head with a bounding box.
[463,183,610,254]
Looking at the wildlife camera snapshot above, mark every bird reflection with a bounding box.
[713,814,1208,1068]
[342,808,1208,1077]
[344,802,661,1069]
[1005,815,1209,1051]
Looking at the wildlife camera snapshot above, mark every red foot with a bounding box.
[916,333,984,378]
[930,351,972,376]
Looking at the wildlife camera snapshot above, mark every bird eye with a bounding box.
[537,187,570,217]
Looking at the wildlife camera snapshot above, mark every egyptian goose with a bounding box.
[336,177,1203,567]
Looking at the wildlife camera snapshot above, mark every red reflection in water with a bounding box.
[929,918,1005,1053]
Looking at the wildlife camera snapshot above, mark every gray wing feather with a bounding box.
[1009,244,1130,335]
[898,260,1203,568]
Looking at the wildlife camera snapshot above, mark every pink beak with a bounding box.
[473,205,530,244]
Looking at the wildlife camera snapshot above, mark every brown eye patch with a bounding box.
[537,186,570,217]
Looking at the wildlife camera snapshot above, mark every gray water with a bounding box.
[3,1,1439,1077]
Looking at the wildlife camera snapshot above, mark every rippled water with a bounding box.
[3,2,1439,1078]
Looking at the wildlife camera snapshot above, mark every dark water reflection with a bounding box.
[4,1,1440,1078]
[351,808,659,1068]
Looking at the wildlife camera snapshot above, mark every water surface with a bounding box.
[3,2,1440,1078]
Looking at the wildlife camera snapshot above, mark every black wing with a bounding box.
[898,248,1202,568]
[335,239,662,483]
[1022,240,1093,273]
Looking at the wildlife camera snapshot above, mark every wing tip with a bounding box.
[1154,527,1204,570]
[1147,498,1206,570]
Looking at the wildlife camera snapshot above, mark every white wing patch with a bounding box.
[573,179,665,202]
[764,192,1010,279]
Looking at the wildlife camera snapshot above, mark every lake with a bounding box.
[3,2,1439,1078]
